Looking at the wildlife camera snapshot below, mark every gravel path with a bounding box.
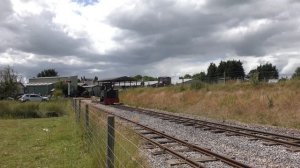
[87,101,300,168]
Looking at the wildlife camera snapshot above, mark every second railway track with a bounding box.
[114,105,300,152]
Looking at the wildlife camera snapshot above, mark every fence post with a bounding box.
[73,99,75,110]
[107,116,115,168]
[77,99,81,122]
[85,104,89,130]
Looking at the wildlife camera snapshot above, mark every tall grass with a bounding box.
[0,100,68,119]
[120,80,300,129]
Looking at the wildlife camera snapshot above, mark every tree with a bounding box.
[0,66,19,99]
[206,63,218,83]
[255,63,279,81]
[37,69,58,77]
[217,60,245,80]
[192,72,206,81]
[143,76,157,81]
[93,76,98,82]
[292,67,300,79]
[133,75,143,81]
[183,74,192,79]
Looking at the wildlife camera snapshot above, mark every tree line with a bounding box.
[181,60,284,83]
[1,64,300,99]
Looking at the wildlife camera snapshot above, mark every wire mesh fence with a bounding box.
[72,98,147,168]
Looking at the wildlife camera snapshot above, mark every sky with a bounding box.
[0,0,300,81]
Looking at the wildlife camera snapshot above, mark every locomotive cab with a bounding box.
[99,82,119,105]
[97,76,136,105]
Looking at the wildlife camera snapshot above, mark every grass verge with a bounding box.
[0,100,93,168]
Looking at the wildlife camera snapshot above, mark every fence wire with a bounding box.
[72,99,147,168]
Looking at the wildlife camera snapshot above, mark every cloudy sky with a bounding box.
[0,0,300,80]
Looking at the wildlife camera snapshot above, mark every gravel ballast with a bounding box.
[87,101,300,168]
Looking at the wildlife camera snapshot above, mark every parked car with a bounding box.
[19,94,49,102]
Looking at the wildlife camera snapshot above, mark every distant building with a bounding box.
[26,76,78,96]
[82,85,101,97]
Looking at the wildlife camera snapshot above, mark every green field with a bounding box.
[0,100,148,168]
[0,100,93,168]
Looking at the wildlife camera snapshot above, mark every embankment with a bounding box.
[120,80,300,129]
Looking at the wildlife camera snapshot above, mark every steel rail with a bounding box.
[115,105,300,148]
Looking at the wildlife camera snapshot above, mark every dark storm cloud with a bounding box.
[105,0,300,69]
[107,1,230,64]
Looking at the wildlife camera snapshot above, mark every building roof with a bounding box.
[82,85,99,88]
[98,76,136,83]
[25,83,54,86]
[30,75,77,79]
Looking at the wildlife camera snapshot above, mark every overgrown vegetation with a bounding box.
[0,101,67,119]
[120,80,300,129]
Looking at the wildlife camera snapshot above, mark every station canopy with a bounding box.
[97,76,136,83]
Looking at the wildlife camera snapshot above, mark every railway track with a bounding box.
[114,105,300,152]
[89,103,251,168]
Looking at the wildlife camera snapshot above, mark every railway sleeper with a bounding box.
[183,123,196,126]
[286,147,300,152]
[156,139,175,144]
[175,120,192,124]
[151,148,192,156]
[211,130,226,133]
[167,156,218,166]
[139,131,155,135]
[262,141,281,146]
[148,135,165,139]
[225,133,242,136]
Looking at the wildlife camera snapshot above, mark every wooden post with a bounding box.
[107,116,115,168]
[85,104,89,130]
[73,99,77,111]
[78,99,81,122]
